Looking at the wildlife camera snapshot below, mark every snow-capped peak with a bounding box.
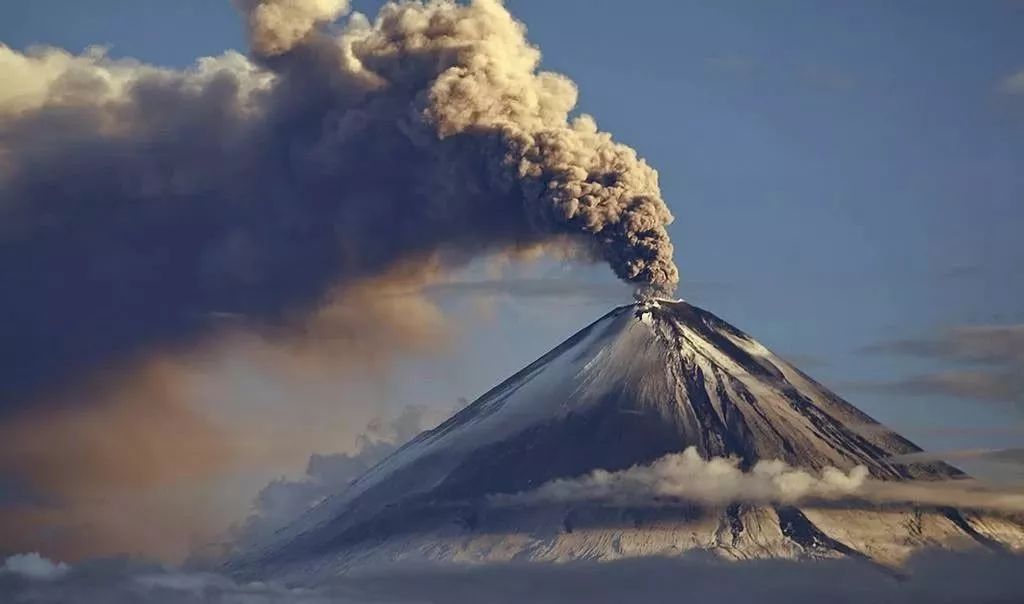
[231,300,1021,582]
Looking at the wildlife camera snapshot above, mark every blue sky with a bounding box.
[2,0,1022,473]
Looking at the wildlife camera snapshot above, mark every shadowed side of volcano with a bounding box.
[408,299,961,505]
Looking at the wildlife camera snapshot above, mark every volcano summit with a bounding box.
[234,300,1024,581]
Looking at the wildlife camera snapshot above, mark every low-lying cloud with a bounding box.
[493,447,869,507]
[1,555,333,603]
[493,447,1024,514]
[6,551,1024,603]
[1,553,69,581]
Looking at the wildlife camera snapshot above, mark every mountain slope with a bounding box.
[233,300,1023,580]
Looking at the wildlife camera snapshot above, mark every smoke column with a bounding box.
[0,0,678,409]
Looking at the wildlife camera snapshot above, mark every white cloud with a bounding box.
[0,556,336,603]
[1,553,69,581]
[493,447,869,507]
[493,447,1024,514]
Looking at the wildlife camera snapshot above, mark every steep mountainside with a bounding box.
[233,300,1024,581]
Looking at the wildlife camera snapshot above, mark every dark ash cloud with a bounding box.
[424,277,632,301]
[0,0,679,415]
[0,0,679,559]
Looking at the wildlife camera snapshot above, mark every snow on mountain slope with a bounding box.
[231,299,1024,581]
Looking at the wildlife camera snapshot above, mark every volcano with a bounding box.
[234,300,1024,581]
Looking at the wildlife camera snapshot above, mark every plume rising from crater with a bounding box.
[0,0,677,410]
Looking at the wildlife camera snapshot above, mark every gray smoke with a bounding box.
[0,0,678,410]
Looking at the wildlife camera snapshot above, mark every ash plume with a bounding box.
[238,0,351,56]
[0,0,678,410]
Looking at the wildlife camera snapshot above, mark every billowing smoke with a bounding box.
[238,0,351,56]
[0,0,677,411]
[494,447,1024,514]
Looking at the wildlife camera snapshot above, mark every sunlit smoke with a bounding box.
[0,0,677,411]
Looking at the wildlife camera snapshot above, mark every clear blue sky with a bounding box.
[3,0,1022,460]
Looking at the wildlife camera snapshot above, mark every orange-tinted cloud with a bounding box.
[0,282,452,563]
[0,359,235,561]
